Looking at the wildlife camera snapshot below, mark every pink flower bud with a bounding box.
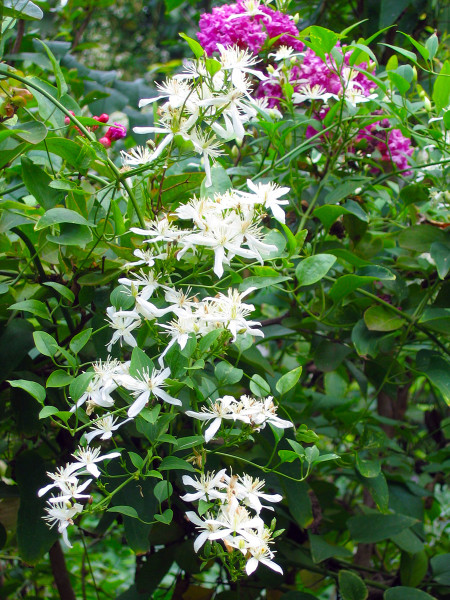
[99,136,111,148]
[105,123,127,141]
[98,113,109,123]
[64,110,75,125]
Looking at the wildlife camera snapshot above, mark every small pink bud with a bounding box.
[98,113,109,123]
[105,123,127,141]
[99,136,111,148]
[64,110,75,125]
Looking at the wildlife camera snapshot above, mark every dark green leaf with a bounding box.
[8,379,45,404]
[296,254,336,286]
[348,514,417,543]
[384,588,437,600]
[339,570,368,600]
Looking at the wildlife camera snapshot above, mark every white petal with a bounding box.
[204,417,222,443]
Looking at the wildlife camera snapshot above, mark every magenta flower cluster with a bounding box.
[356,122,414,173]
[197,1,304,56]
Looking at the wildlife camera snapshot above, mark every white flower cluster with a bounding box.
[122,45,269,186]
[130,181,289,279]
[182,469,284,575]
[186,394,293,443]
[39,446,120,547]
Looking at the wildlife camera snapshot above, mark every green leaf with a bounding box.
[33,331,59,357]
[9,299,51,321]
[38,406,59,419]
[8,379,45,405]
[200,165,232,197]
[276,366,302,395]
[107,505,140,519]
[70,328,92,355]
[15,452,58,565]
[398,33,429,61]
[249,374,271,397]
[362,473,389,512]
[154,509,173,524]
[364,306,406,332]
[174,435,205,451]
[400,550,428,587]
[215,361,243,385]
[239,275,291,292]
[296,254,336,286]
[128,452,144,470]
[159,457,195,472]
[69,371,94,402]
[21,157,65,210]
[398,225,445,253]
[4,0,43,20]
[35,208,92,230]
[391,528,425,554]
[430,242,450,279]
[431,554,450,585]
[35,40,68,97]
[309,534,352,563]
[416,350,450,405]
[379,43,417,65]
[12,121,47,144]
[130,347,154,377]
[355,455,381,477]
[384,588,437,600]
[154,480,173,504]
[339,570,368,600]
[330,268,395,302]
[295,425,319,444]
[46,370,73,387]
[425,33,439,61]
[178,33,204,58]
[198,329,223,354]
[348,514,417,543]
[352,319,382,358]
[432,60,450,113]
[42,281,75,303]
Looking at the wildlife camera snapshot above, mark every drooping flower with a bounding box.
[117,367,181,417]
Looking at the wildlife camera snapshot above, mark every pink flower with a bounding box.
[197,2,303,56]
[105,123,127,141]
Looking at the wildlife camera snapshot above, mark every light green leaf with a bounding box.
[46,370,73,388]
[8,379,45,404]
[276,366,302,395]
[364,306,406,332]
[296,254,336,286]
[4,0,43,20]
[249,374,271,397]
[35,208,92,230]
[33,331,59,357]
[69,328,92,355]
[43,281,75,303]
[9,299,51,321]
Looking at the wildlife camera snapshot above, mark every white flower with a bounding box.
[118,269,160,300]
[207,500,263,542]
[130,216,184,245]
[187,128,223,187]
[242,180,290,224]
[181,469,228,503]
[121,145,155,166]
[70,373,116,414]
[139,78,196,111]
[185,510,225,552]
[105,306,141,352]
[234,474,282,513]
[269,46,297,61]
[217,44,266,94]
[44,500,83,548]
[134,111,197,161]
[124,248,167,269]
[246,544,283,575]
[241,395,293,430]
[292,83,336,104]
[38,464,80,498]
[48,478,92,504]
[226,0,269,20]
[70,446,120,479]
[84,415,132,443]
[118,367,181,417]
[205,288,264,341]
[186,396,246,442]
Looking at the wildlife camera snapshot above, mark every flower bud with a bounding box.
[99,136,111,148]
